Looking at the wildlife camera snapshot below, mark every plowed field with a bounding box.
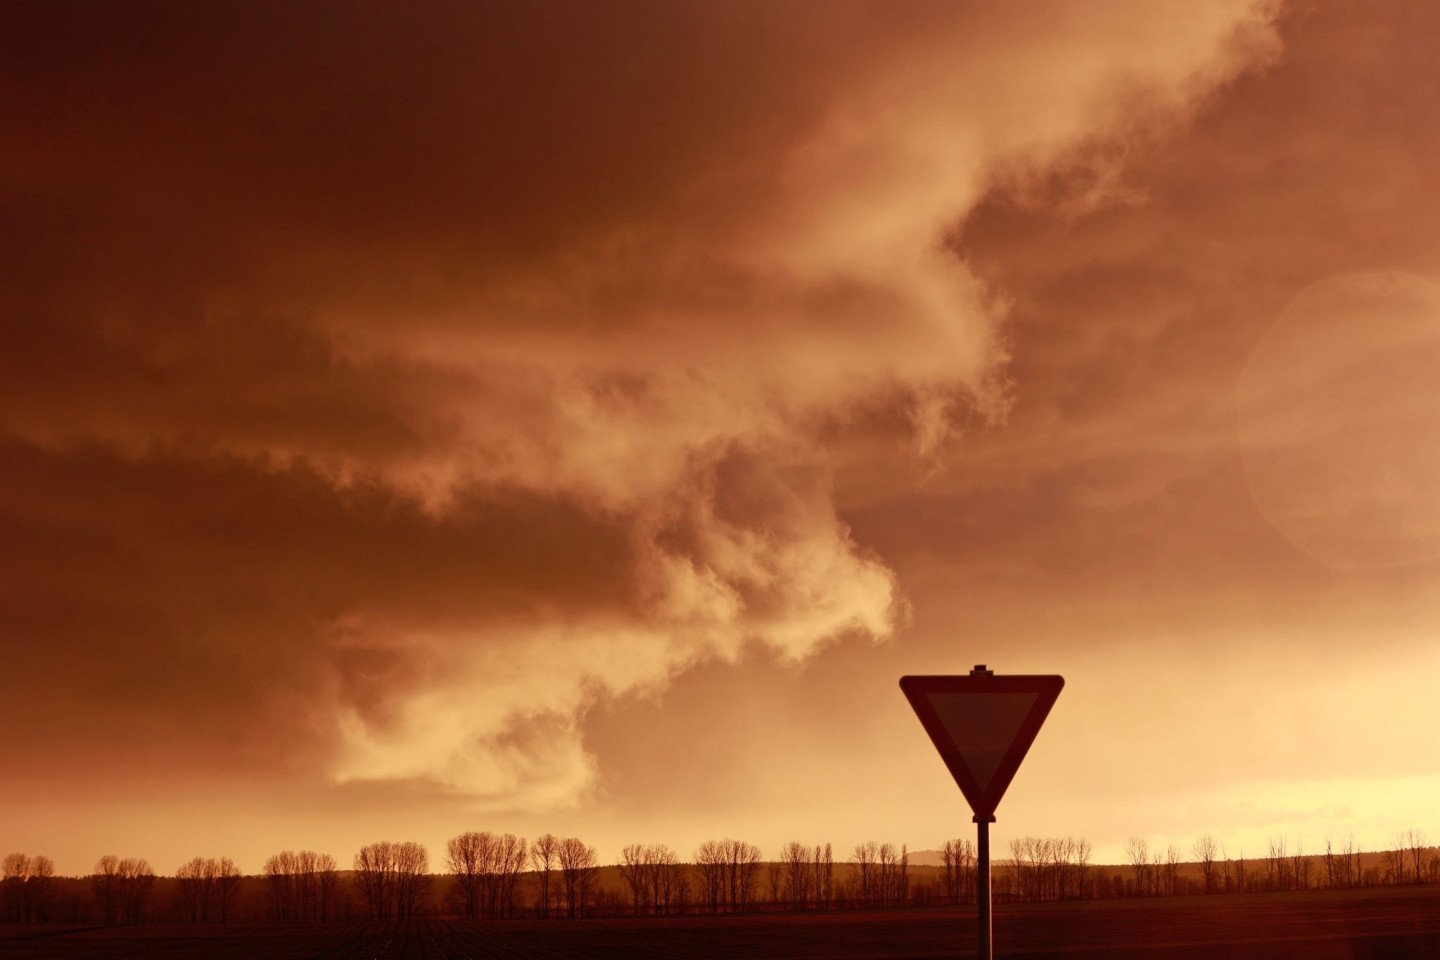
[4,887,1440,958]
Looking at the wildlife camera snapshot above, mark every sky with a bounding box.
[4,0,1440,877]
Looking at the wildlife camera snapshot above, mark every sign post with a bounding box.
[900,665,1063,960]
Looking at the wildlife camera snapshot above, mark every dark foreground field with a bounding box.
[4,887,1440,959]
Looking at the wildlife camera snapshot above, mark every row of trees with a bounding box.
[939,839,977,904]
[770,842,835,911]
[354,841,429,920]
[90,856,156,922]
[850,842,909,907]
[619,843,685,915]
[694,838,763,913]
[1126,831,1440,898]
[1008,837,1093,901]
[446,832,527,920]
[442,832,599,920]
[9,828,1440,924]
[261,851,337,921]
[2,853,57,923]
[175,856,243,922]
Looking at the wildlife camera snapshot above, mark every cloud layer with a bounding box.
[1,0,1277,818]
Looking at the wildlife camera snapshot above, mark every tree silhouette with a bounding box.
[2,854,56,923]
[353,843,393,920]
[557,837,597,919]
[491,834,528,918]
[779,842,813,910]
[1193,835,1218,894]
[619,843,684,916]
[215,857,244,922]
[446,832,484,921]
[174,857,210,922]
[91,855,121,922]
[263,851,336,921]
[530,834,559,919]
[1403,829,1427,884]
[118,858,155,922]
[940,838,975,905]
[1124,837,1149,896]
[851,842,878,906]
[723,839,762,913]
[392,842,429,919]
[619,844,647,915]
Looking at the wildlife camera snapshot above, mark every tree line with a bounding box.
[5,827,1440,923]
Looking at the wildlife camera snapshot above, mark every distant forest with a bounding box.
[3,830,1437,925]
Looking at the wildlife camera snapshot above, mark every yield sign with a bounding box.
[901,668,1063,819]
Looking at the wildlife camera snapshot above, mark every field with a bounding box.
[4,887,1440,959]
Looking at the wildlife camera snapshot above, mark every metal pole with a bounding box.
[976,814,994,960]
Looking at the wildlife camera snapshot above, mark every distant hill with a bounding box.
[907,849,945,867]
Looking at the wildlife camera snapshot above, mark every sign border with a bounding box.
[900,673,1064,819]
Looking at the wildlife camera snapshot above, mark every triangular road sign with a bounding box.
[901,669,1063,819]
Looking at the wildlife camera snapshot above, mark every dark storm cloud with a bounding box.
[0,436,636,777]
[0,0,1275,819]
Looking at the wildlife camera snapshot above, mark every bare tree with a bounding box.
[819,844,834,909]
[694,840,726,914]
[531,834,559,918]
[616,843,683,916]
[1010,838,1042,901]
[447,832,484,920]
[169,856,237,923]
[264,852,297,921]
[557,837,598,919]
[2,854,56,924]
[811,844,834,910]
[354,842,394,920]
[941,839,975,905]
[1124,837,1148,897]
[117,858,155,922]
[1193,835,1218,894]
[647,845,683,915]
[86,857,154,923]
[31,855,55,923]
[724,839,762,913]
[449,831,529,919]
[282,850,336,921]
[1161,846,1180,896]
[1405,829,1427,884]
[91,855,122,922]
[2,854,29,923]
[689,838,762,914]
[877,843,903,907]
[1006,837,1093,901]
[392,842,429,919]
[496,834,528,918]
[852,842,879,906]
[215,857,243,922]
[1292,839,1309,891]
[780,842,814,910]
[1265,836,1287,891]
[1072,838,1093,899]
[174,857,209,922]
[619,844,647,915]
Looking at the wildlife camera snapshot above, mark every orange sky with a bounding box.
[4,0,1440,877]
